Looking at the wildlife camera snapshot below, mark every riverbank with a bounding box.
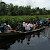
[0,15,50,28]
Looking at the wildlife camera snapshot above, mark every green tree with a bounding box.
[0,2,7,15]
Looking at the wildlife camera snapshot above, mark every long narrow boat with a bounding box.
[0,26,45,37]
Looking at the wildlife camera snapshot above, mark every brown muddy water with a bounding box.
[0,26,50,50]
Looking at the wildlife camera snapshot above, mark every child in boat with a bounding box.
[15,24,20,31]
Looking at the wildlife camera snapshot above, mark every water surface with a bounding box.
[0,27,50,50]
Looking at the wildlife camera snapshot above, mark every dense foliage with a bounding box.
[0,2,50,28]
[0,2,50,16]
[0,15,50,28]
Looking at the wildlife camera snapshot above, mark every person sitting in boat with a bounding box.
[25,20,33,31]
[37,19,41,28]
[44,21,47,26]
[25,20,30,27]
[40,19,44,27]
[0,23,6,32]
[23,22,26,27]
[15,24,21,31]
[15,24,25,33]
[0,21,12,33]
[41,21,44,27]
[23,22,26,31]
[3,21,14,32]
[45,21,49,26]
[33,19,36,24]
[20,24,25,32]
[33,22,36,29]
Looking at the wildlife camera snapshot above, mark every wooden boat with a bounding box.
[0,26,45,37]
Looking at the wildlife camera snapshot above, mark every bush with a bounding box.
[0,15,50,29]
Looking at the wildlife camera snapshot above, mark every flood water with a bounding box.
[0,26,50,50]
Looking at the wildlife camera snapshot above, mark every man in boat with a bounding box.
[3,21,14,33]
[0,21,16,33]
[25,20,33,31]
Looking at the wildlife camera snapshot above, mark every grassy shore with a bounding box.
[0,15,50,28]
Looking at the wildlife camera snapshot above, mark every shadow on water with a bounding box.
[0,31,41,50]
[0,27,50,50]
[0,34,26,50]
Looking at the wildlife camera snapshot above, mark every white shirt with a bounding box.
[4,24,12,32]
[25,23,33,30]
[5,24,11,31]
[33,24,36,29]
[23,22,26,27]
[7,25,11,29]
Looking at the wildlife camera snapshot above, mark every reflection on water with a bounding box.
[0,27,50,50]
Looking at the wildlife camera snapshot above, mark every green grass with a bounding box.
[0,15,50,28]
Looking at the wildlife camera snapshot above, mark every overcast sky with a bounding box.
[2,0,50,10]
